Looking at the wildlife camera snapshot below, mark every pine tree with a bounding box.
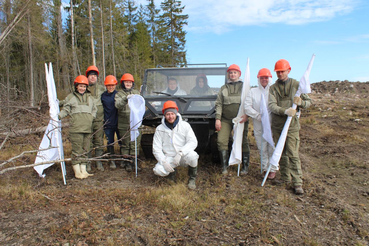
[159,0,188,66]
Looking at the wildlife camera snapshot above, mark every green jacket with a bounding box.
[215,81,243,120]
[89,84,105,122]
[115,88,140,127]
[59,91,97,133]
[269,78,312,132]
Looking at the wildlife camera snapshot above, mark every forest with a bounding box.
[0,0,188,107]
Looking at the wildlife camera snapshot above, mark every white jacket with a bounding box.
[153,114,198,165]
[244,78,272,132]
[162,85,187,95]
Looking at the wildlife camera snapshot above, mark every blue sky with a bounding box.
[137,0,369,86]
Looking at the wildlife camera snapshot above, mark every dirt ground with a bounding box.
[0,80,369,245]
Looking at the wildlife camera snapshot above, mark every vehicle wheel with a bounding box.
[141,134,155,159]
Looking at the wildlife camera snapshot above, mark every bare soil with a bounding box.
[1,80,369,245]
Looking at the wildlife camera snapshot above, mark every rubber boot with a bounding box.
[86,152,92,172]
[108,146,116,169]
[125,159,133,172]
[95,149,104,171]
[80,164,94,178]
[240,152,250,175]
[219,150,229,174]
[188,166,197,190]
[72,164,85,179]
[167,170,177,184]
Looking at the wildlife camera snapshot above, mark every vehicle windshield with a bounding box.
[142,66,228,113]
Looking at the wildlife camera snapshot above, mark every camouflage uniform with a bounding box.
[215,81,249,152]
[269,78,312,186]
[115,87,141,168]
[59,90,97,167]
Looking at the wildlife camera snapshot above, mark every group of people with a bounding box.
[152,59,311,195]
[59,59,311,195]
[58,66,140,179]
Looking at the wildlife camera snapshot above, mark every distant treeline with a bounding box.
[0,0,188,106]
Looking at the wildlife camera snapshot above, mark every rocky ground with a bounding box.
[0,80,368,245]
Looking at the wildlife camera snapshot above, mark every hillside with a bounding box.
[0,81,368,245]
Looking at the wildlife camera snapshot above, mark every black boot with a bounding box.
[167,170,177,183]
[240,152,250,175]
[219,150,229,174]
[188,166,197,189]
[95,149,105,171]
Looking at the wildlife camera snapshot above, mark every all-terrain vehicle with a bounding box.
[140,64,228,160]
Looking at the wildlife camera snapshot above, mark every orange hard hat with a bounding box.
[257,68,272,78]
[274,59,291,72]
[85,65,99,77]
[74,75,89,86]
[227,64,241,76]
[162,100,179,114]
[104,75,118,86]
[120,73,134,82]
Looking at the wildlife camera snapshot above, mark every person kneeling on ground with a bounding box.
[152,100,199,190]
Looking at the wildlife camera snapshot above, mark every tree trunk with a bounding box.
[70,0,78,77]
[88,0,96,66]
[56,0,69,89]
[27,11,34,107]
[100,0,105,78]
[109,0,116,76]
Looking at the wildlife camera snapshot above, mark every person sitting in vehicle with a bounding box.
[162,77,187,95]
[190,74,214,108]
[190,74,213,96]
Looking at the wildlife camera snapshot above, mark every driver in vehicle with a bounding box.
[162,77,187,95]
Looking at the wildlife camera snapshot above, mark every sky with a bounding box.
[137,0,369,86]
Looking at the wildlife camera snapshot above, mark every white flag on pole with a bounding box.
[260,93,275,148]
[34,63,66,184]
[128,95,145,141]
[229,58,251,166]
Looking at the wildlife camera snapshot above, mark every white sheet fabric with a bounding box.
[229,58,250,166]
[152,114,199,176]
[128,95,146,141]
[34,63,65,179]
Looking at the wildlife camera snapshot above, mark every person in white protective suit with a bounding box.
[152,100,199,189]
[244,68,276,179]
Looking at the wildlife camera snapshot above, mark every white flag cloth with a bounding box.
[229,58,251,166]
[128,95,145,141]
[268,54,315,170]
[34,63,65,183]
[260,93,275,149]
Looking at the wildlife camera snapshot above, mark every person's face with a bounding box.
[228,70,240,82]
[76,84,87,94]
[276,69,290,81]
[106,84,116,93]
[165,111,177,124]
[124,81,133,89]
[168,80,178,90]
[198,78,205,88]
[88,74,97,85]
[259,76,269,88]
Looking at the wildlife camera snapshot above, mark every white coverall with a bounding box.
[161,85,187,95]
[244,78,276,173]
[153,114,199,176]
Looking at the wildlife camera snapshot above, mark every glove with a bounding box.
[127,94,133,99]
[293,96,302,106]
[256,114,262,122]
[173,153,182,166]
[284,107,296,117]
[162,160,174,173]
